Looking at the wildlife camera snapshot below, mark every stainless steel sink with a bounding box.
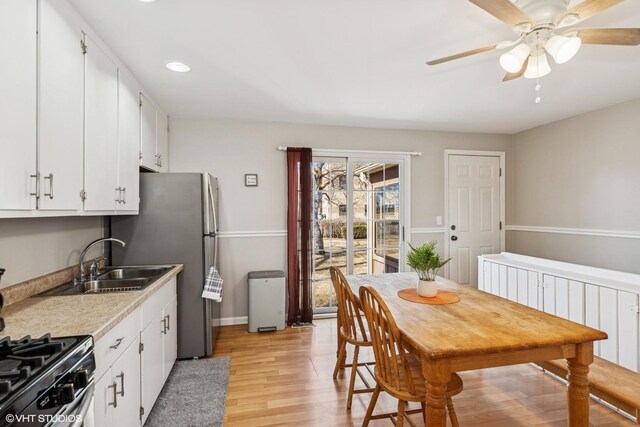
[40,265,174,296]
[97,267,172,280]
[54,279,151,295]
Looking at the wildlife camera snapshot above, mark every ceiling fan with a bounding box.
[427,0,640,85]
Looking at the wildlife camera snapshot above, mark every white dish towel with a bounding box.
[202,266,223,302]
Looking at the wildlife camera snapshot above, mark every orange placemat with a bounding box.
[397,288,460,305]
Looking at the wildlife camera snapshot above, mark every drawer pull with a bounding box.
[110,337,125,349]
[116,371,125,397]
[108,382,118,408]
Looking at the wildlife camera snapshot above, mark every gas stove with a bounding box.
[0,334,94,427]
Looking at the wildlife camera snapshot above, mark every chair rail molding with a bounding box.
[505,225,640,240]
[410,227,446,234]
[218,230,287,239]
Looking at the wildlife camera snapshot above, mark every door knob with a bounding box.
[451,225,456,230]
[451,235,458,241]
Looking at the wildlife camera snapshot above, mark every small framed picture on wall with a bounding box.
[245,174,258,187]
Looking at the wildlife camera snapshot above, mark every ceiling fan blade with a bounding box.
[571,28,640,45]
[557,0,624,27]
[426,44,497,66]
[469,0,533,27]
[502,56,529,82]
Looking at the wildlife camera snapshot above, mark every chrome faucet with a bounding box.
[76,238,126,283]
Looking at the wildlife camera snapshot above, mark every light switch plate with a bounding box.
[436,216,442,225]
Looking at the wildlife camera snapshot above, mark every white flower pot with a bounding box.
[417,280,438,297]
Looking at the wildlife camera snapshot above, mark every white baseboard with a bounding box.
[214,316,248,327]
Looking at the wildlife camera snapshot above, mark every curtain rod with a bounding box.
[276,146,422,156]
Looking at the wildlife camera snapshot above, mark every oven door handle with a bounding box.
[70,383,95,427]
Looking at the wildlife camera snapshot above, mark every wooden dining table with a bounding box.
[346,272,608,427]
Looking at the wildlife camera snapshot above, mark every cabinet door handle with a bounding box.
[158,154,162,167]
[161,317,167,334]
[122,187,126,204]
[166,314,170,331]
[116,371,125,397]
[30,172,40,198]
[108,382,118,408]
[44,173,54,199]
[115,187,122,203]
[110,337,125,349]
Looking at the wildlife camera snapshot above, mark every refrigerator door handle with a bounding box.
[207,175,218,233]
[214,234,219,268]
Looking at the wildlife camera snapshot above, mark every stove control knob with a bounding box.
[56,383,76,405]
[69,370,89,389]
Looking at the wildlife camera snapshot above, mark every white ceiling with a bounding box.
[68,0,640,134]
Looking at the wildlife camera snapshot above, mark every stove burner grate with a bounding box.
[0,334,69,398]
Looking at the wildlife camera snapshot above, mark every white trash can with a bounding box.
[248,270,286,333]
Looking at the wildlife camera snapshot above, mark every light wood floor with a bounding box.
[212,319,634,426]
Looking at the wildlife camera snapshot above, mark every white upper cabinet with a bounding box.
[140,93,169,172]
[117,71,141,212]
[38,0,84,211]
[0,0,165,218]
[157,113,169,172]
[83,35,118,212]
[140,94,157,171]
[0,0,37,212]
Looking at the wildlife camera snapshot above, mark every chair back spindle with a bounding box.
[359,285,417,395]
[330,267,369,343]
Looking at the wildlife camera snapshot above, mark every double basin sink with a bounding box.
[42,266,173,296]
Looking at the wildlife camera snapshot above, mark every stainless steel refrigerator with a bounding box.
[111,173,220,358]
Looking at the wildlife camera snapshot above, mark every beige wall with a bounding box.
[0,216,103,287]
[169,117,510,319]
[507,98,640,273]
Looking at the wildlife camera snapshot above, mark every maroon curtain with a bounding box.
[287,147,313,325]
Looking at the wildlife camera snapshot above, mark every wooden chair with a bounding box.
[330,267,375,409]
[358,285,463,427]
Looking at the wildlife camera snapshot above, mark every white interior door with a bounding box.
[447,154,502,286]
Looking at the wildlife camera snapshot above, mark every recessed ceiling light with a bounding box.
[165,61,191,73]
[138,0,157,3]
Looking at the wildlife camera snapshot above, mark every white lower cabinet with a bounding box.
[94,336,141,427]
[141,311,165,425]
[163,297,178,381]
[140,277,178,424]
[94,277,178,426]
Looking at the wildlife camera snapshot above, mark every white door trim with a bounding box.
[443,149,506,279]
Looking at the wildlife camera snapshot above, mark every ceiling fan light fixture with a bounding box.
[524,53,551,79]
[545,35,582,64]
[499,43,531,73]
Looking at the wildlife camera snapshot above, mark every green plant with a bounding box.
[406,240,452,281]
[339,222,367,239]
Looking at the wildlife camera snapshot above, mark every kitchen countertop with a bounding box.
[0,264,183,342]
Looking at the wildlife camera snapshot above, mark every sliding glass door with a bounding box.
[311,155,407,313]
